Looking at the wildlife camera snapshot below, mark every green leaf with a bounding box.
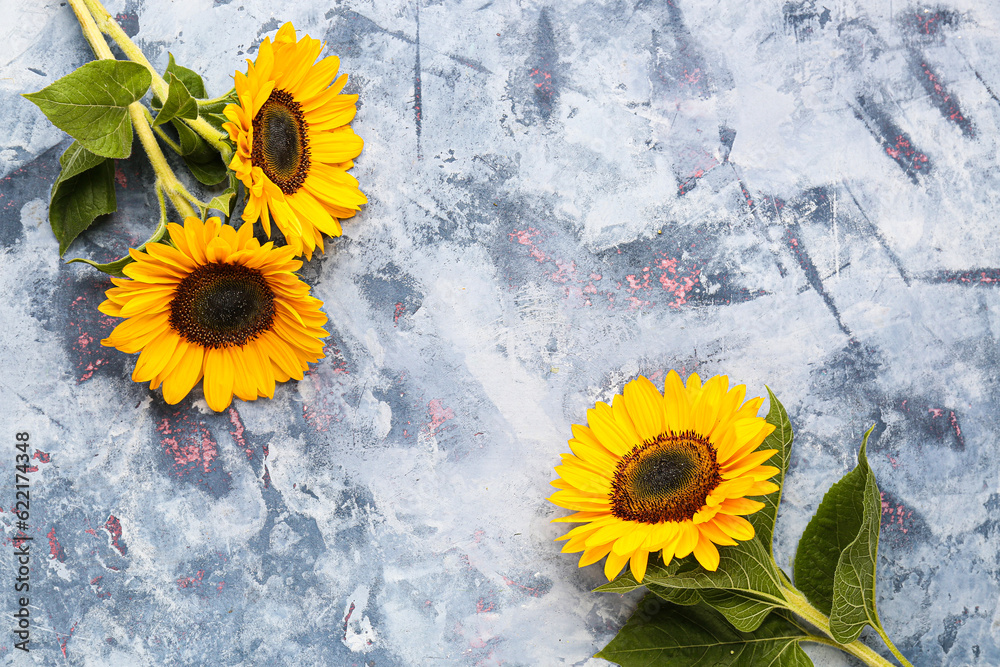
[165,53,206,99]
[595,595,814,666]
[207,186,236,216]
[647,583,702,606]
[699,589,778,633]
[200,111,230,138]
[153,72,198,127]
[23,60,151,159]
[58,140,107,181]
[595,559,682,595]
[67,253,132,277]
[751,387,795,556]
[50,148,116,256]
[183,152,228,185]
[793,426,878,619]
[172,119,212,158]
[829,428,884,644]
[643,536,785,602]
[68,221,171,277]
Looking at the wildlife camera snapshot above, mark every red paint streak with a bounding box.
[32,450,51,463]
[156,414,218,478]
[227,407,252,459]
[58,621,78,659]
[342,601,356,639]
[476,597,495,613]
[393,302,406,325]
[104,515,126,556]
[884,135,928,171]
[501,575,547,597]
[47,526,66,562]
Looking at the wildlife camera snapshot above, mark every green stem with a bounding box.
[129,104,198,219]
[145,111,184,155]
[80,0,232,161]
[80,0,167,99]
[875,626,915,667]
[67,0,200,221]
[780,586,898,667]
[66,0,115,60]
[197,89,236,107]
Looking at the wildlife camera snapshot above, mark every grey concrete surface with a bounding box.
[1,0,998,665]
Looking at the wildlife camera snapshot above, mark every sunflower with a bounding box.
[550,372,779,582]
[224,22,367,260]
[99,217,328,412]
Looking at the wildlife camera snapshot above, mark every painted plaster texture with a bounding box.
[0,0,998,665]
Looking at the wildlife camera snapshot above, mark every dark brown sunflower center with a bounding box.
[610,430,722,524]
[169,262,276,348]
[252,89,310,195]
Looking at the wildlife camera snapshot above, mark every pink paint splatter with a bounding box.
[156,414,218,478]
[302,342,351,431]
[424,399,455,437]
[880,492,915,534]
[177,570,205,590]
[508,229,701,309]
[32,450,51,463]
[47,526,66,562]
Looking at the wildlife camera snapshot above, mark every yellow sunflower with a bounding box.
[99,217,328,412]
[551,372,779,582]
[224,22,367,260]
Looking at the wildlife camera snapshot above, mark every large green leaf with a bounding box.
[595,559,682,594]
[24,60,151,159]
[646,537,785,602]
[596,595,814,666]
[829,429,884,643]
[793,426,877,617]
[153,72,198,127]
[49,143,116,255]
[597,537,784,603]
[750,388,795,556]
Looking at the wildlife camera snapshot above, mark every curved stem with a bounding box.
[876,626,915,667]
[80,0,167,99]
[145,110,184,155]
[129,104,197,219]
[197,89,236,107]
[80,0,232,160]
[780,586,898,667]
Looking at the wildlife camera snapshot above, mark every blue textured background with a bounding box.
[2,0,999,664]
